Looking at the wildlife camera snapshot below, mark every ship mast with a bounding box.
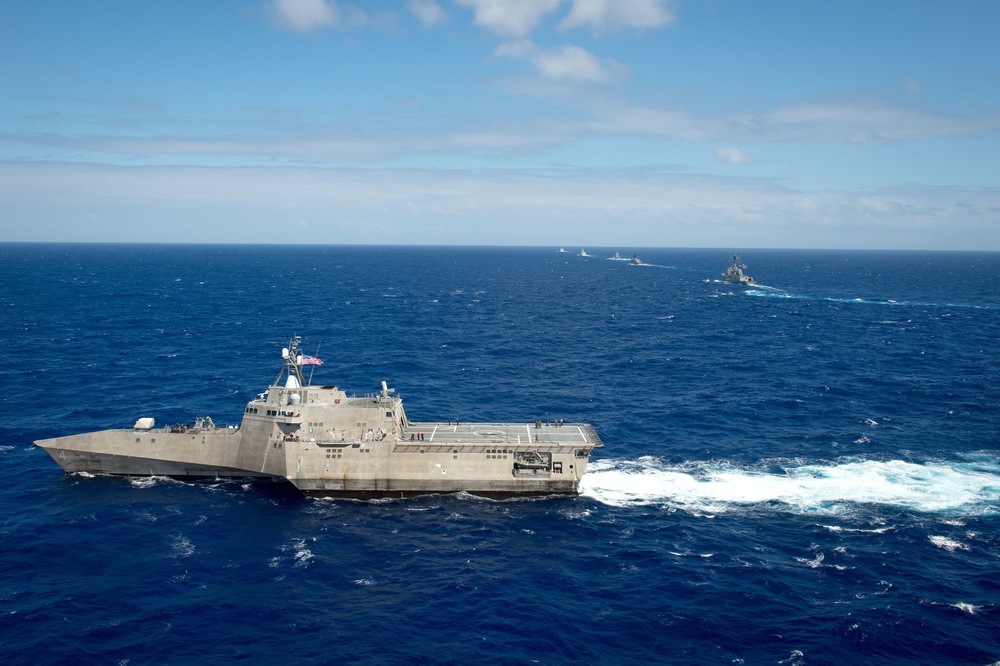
[273,335,307,388]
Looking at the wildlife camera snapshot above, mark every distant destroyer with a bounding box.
[722,255,755,285]
[35,337,603,498]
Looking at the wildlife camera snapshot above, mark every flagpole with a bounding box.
[308,342,321,385]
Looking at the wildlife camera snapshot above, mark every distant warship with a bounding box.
[35,337,603,498]
[722,255,755,285]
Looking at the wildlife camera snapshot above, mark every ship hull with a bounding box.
[37,444,583,498]
[35,420,598,499]
[34,338,603,500]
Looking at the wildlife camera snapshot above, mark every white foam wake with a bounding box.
[580,455,1000,516]
[744,288,1000,311]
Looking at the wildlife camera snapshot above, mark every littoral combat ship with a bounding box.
[35,337,603,498]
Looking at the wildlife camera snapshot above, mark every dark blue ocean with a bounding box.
[2,244,999,665]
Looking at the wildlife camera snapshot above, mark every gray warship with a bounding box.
[722,255,755,285]
[34,337,603,498]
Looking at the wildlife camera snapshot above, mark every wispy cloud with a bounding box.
[580,96,1000,144]
[5,94,999,166]
[455,0,563,38]
[269,0,367,32]
[714,147,756,165]
[559,0,678,32]
[762,98,1000,142]
[3,162,997,249]
[48,61,80,79]
[454,0,677,36]
[494,40,626,82]
[273,0,678,37]
[407,0,446,28]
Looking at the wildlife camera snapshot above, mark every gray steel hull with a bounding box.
[34,340,603,499]
[38,445,274,480]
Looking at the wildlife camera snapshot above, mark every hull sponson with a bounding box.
[39,446,272,479]
[34,428,271,478]
[299,488,577,500]
[292,476,580,498]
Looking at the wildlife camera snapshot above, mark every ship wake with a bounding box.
[581,454,1000,517]
[744,288,1000,311]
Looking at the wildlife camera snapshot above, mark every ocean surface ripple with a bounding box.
[1,244,998,665]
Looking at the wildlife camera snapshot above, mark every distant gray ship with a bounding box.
[722,255,755,285]
[35,337,603,498]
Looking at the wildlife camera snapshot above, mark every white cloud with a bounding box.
[453,0,676,37]
[455,0,563,38]
[534,45,622,82]
[559,0,677,31]
[8,94,1000,172]
[272,0,333,30]
[408,0,446,27]
[270,0,366,32]
[714,147,755,165]
[761,98,1000,142]
[3,162,997,250]
[8,88,1000,172]
[573,95,1000,145]
[494,40,625,82]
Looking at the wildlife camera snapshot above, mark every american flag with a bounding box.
[300,355,323,366]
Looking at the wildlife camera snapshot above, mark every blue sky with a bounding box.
[2,0,999,249]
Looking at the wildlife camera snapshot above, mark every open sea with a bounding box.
[1,243,999,665]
